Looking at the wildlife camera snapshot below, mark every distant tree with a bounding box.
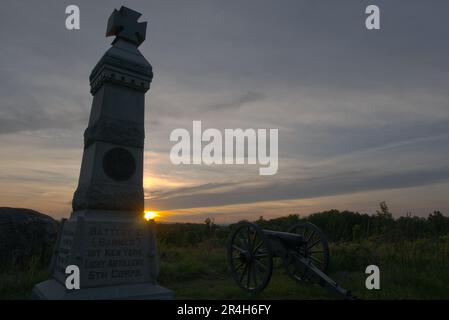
[205,217,212,231]
[204,217,216,236]
[428,211,449,236]
[429,211,444,218]
[376,201,392,218]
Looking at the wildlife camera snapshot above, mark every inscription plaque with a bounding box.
[81,223,151,286]
[53,218,157,288]
[53,223,75,281]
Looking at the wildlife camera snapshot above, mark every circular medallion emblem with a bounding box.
[102,147,136,181]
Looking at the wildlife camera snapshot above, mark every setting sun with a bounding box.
[144,211,159,221]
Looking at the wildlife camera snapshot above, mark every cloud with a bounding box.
[0,106,87,135]
[207,91,265,111]
[3,169,73,185]
[149,182,236,200]
[1,0,449,220]
[0,73,89,135]
[150,166,449,211]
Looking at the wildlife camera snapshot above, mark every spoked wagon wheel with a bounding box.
[284,222,330,283]
[227,221,273,293]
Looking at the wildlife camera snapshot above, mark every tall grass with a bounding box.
[1,236,449,299]
[157,237,449,299]
[0,248,52,299]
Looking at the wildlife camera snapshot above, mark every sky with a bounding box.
[1,0,449,223]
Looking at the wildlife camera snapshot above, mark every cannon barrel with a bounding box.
[263,230,305,248]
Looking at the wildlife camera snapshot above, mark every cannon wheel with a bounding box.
[227,221,273,293]
[284,222,330,283]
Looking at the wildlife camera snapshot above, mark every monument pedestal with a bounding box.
[33,279,172,300]
[32,210,173,300]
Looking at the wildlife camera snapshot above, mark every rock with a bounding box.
[0,207,59,268]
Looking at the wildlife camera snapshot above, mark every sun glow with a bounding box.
[144,211,159,221]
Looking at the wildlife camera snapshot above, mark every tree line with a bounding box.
[157,202,449,246]
[255,202,449,242]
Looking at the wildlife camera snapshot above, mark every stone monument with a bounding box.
[33,6,173,299]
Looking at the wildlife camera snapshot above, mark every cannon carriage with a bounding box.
[227,221,353,299]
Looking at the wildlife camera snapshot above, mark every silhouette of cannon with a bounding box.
[227,221,353,299]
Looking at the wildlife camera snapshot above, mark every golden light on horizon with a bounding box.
[143,175,191,190]
[144,211,159,221]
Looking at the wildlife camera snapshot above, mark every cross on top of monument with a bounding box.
[106,6,147,47]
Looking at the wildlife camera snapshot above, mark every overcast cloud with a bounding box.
[1,0,449,221]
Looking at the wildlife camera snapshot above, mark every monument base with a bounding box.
[32,209,173,300]
[32,278,173,300]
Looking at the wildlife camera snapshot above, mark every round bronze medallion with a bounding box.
[102,147,136,181]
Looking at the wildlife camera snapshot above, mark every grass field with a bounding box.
[1,234,449,299]
[157,237,449,299]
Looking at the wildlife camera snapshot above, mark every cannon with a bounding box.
[227,221,354,299]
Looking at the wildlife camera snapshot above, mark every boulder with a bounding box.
[0,207,59,269]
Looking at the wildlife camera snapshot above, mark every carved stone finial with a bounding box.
[106,6,147,46]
